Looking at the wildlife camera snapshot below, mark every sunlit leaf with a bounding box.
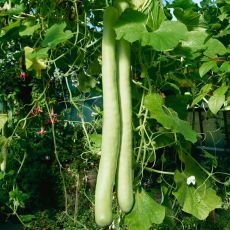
[182,31,207,52]
[42,22,73,48]
[199,61,217,77]
[114,9,147,42]
[115,11,187,51]
[204,38,227,56]
[28,47,50,59]
[141,21,188,51]
[125,189,165,230]
[129,0,146,9]
[19,20,40,36]
[24,46,47,78]
[7,4,24,16]
[90,133,102,149]
[147,0,166,31]
[1,19,21,33]
[0,114,7,130]
[220,62,230,73]
[208,84,228,114]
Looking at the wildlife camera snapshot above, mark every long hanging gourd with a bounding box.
[95,6,120,227]
[116,0,134,213]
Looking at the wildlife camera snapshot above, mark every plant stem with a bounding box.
[145,167,175,175]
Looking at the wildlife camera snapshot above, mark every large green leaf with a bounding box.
[173,152,222,220]
[141,21,188,51]
[114,9,147,42]
[208,84,228,114]
[125,189,165,230]
[204,38,227,56]
[42,22,73,48]
[182,31,207,52]
[173,170,222,220]
[144,94,197,143]
[114,10,187,51]
[147,0,166,31]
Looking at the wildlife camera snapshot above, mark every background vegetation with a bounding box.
[0,0,229,229]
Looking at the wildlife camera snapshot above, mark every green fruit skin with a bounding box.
[95,6,120,227]
[117,38,134,213]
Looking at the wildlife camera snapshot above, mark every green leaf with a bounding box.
[171,0,197,10]
[125,189,165,230]
[7,170,15,176]
[42,22,73,48]
[174,8,200,31]
[173,170,222,220]
[145,93,164,108]
[114,11,187,51]
[147,0,166,31]
[204,38,227,56]
[191,83,212,107]
[0,172,4,180]
[208,84,228,114]
[173,152,222,219]
[129,0,146,9]
[0,114,7,130]
[220,62,230,73]
[24,46,47,78]
[7,4,24,16]
[28,47,50,59]
[90,133,102,149]
[182,31,207,52]
[19,20,40,36]
[78,73,97,93]
[141,21,188,51]
[199,61,217,77]
[1,19,21,33]
[144,94,197,143]
[20,214,35,223]
[114,9,147,42]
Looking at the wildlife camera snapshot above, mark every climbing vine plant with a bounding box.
[0,0,229,229]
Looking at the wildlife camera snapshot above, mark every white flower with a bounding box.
[187,175,196,185]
